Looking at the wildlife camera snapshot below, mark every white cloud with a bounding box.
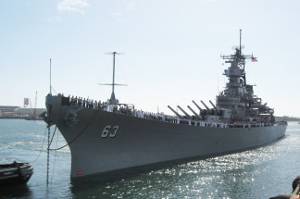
[57,0,90,15]
[110,0,137,20]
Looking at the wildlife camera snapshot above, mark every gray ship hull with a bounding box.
[49,103,286,180]
[44,32,287,181]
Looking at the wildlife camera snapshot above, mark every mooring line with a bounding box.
[48,111,98,151]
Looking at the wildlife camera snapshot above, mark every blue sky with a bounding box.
[0,0,299,116]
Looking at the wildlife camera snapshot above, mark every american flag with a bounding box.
[251,56,258,62]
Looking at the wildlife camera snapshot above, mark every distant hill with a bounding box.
[276,116,300,122]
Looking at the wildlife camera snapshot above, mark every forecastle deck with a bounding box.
[53,94,287,129]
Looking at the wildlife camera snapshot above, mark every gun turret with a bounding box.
[167,105,182,118]
[177,105,190,118]
[201,100,210,110]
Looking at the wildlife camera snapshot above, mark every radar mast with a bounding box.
[110,51,118,104]
[99,51,126,105]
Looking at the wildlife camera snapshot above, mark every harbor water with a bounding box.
[0,119,299,199]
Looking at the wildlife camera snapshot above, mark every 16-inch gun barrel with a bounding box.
[192,100,203,112]
[167,105,182,118]
[201,100,210,110]
[209,100,217,110]
[187,105,200,118]
[177,105,191,118]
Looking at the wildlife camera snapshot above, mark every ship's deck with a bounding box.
[57,94,287,129]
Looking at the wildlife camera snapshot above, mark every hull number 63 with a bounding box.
[101,125,119,138]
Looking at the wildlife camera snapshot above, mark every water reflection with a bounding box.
[1,120,299,198]
[0,184,32,199]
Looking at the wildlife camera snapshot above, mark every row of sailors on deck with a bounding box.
[59,94,275,128]
[61,95,104,109]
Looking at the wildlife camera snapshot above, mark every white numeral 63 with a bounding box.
[101,125,119,138]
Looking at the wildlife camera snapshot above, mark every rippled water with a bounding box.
[0,119,299,199]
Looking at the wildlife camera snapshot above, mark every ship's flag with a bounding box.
[251,56,258,62]
[24,98,29,107]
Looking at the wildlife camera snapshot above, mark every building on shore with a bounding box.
[0,105,45,119]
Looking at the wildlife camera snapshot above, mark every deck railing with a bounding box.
[58,94,286,129]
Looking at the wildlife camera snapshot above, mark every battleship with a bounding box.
[43,30,287,181]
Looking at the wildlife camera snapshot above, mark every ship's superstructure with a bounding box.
[43,30,287,181]
[216,30,274,124]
